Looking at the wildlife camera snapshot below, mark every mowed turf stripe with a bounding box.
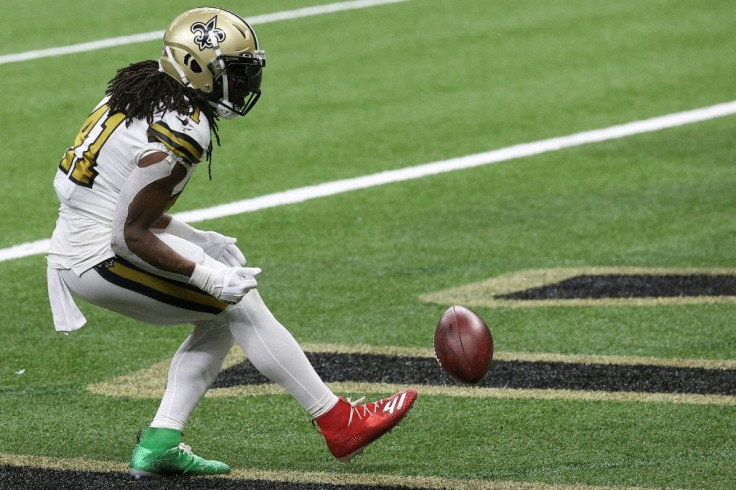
[0,0,409,65]
[0,455,645,490]
[87,344,736,405]
[4,103,736,263]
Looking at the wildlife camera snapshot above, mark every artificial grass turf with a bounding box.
[1,390,733,488]
[208,116,736,356]
[2,114,734,386]
[0,0,321,54]
[1,105,733,487]
[1,1,735,488]
[3,0,736,247]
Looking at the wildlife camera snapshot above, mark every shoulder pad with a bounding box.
[147,108,211,165]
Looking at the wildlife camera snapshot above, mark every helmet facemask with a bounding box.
[209,48,265,119]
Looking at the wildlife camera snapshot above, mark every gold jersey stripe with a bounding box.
[108,260,227,311]
[190,107,201,124]
[147,121,204,164]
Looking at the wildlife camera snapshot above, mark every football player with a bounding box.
[46,7,417,478]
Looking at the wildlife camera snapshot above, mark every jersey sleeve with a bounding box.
[145,107,211,165]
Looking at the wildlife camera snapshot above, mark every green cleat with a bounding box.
[128,442,230,478]
[128,427,230,478]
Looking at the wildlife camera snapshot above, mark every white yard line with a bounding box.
[3,100,736,263]
[0,0,408,65]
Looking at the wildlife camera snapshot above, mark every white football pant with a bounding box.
[59,236,337,431]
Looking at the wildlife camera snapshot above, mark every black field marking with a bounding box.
[496,274,736,300]
[211,352,736,395]
[0,465,419,490]
[419,267,736,308]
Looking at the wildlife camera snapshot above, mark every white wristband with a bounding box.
[189,263,215,294]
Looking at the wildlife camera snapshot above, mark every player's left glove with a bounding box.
[166,217,246,267]
[189,264,262,304]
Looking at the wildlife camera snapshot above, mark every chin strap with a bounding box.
[207,31,239,119]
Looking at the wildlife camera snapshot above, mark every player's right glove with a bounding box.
[189,264,262,304]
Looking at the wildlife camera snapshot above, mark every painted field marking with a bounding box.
[207,382,736,406]
[2,100,736,264]
[420,267,736,308]
[0,0,408,65]
[0,452,641,490]
[86,343,736,405]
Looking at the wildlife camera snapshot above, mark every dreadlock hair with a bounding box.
[106,60,221,178]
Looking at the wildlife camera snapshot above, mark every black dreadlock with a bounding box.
[106,60,221,178]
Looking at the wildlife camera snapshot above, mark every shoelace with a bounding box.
[345,396,383,426]
[176,443,193,455]
[312,395,389,433]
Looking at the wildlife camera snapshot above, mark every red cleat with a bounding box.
[314,389,418,462]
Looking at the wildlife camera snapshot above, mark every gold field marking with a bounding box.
[205,383,736,406]
[0,453,125,473]
[86,344,736,405]
[224,466,648,490]
[0,452,657,490]
[419,267,736,308]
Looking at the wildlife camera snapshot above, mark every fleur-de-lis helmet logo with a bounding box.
[190,16,226,51]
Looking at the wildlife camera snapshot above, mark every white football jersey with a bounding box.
[48,96,211,274]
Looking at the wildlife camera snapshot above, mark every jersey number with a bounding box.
[59,104,125,188]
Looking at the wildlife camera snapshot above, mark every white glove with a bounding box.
[167,218,246,267]
[191,230,246,267]
[189,264,262,304]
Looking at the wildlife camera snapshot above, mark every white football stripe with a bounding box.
[2,100,735,263]
[0,0,408,65]
[170,100,736,224]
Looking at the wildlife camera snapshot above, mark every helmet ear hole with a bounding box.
[184,54,203,74]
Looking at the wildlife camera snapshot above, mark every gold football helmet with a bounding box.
[159,7,266,119]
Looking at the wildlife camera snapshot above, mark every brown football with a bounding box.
[433,305,494,384]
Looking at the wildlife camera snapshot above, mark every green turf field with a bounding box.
[1,1,735,488]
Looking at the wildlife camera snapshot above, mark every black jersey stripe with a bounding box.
[147,121,204,164]
[95,258,228,315]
